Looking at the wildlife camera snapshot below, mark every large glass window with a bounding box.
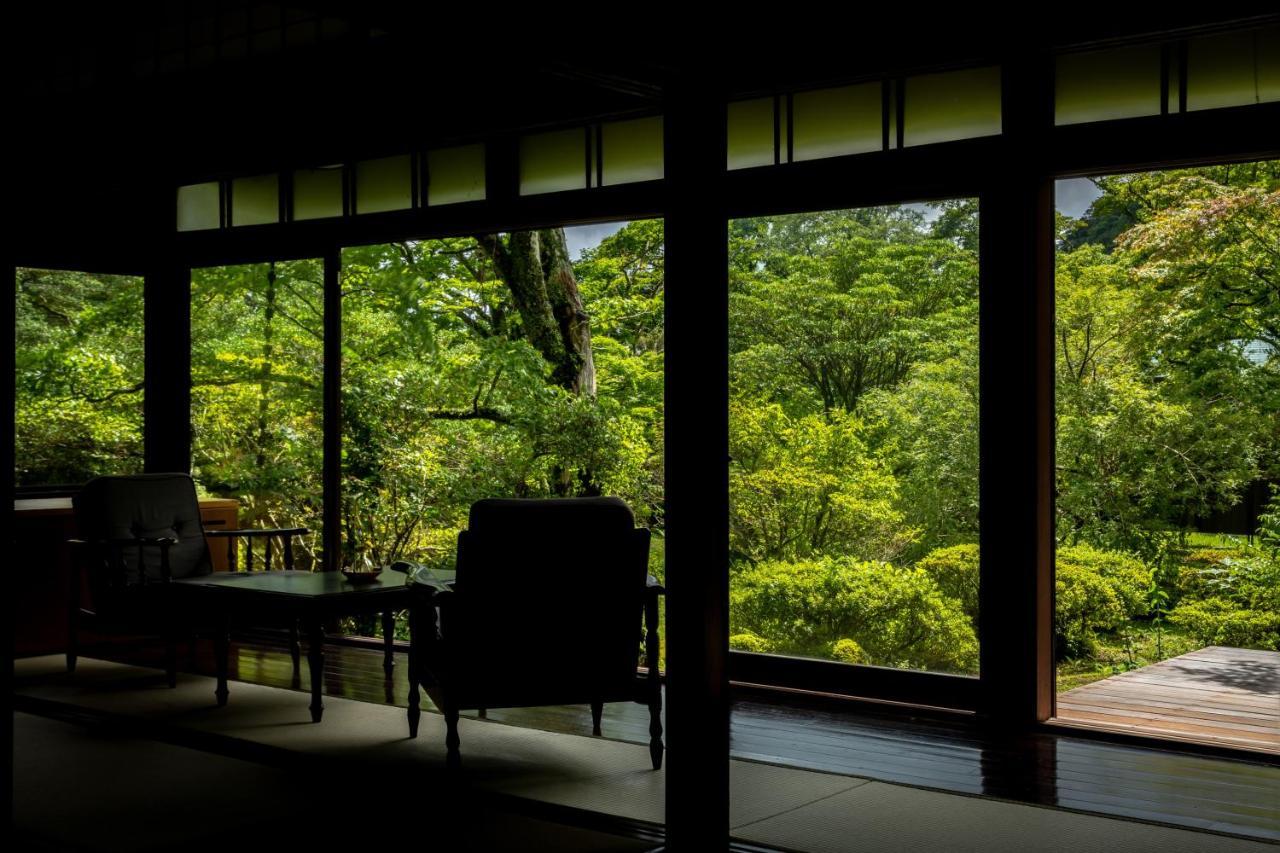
[339,223,666,654]
[14,268,144,487]
[1053,162,1279,751]
[728,202,980,675]
[190,260,325,568]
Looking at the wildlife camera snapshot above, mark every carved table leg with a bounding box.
[307,619,325,723]
[214,616,230,707]
[407,605,420,738]
[382,610,396,677]
[591,701,603,736]
[288,620,301,672]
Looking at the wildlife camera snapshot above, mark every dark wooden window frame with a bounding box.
[10,44,1278,853]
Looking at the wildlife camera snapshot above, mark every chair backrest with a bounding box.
[74,473,214,584]
[447,497,651,700]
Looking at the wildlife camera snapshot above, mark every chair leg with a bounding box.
[477,707,487,719]
[382,610,396,677]
[591,701,603,736]
[214,620,230,707]
[444,704,461,769]
[648,685,664,770]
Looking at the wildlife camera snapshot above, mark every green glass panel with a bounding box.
[727,97,775,170]
[177,182,220,231]
[292,166,343,220]
[793,83,882,161]
[355,154,412,214]
[904,66,1002,147]
[1056,44,1162,125]
[1188,27,1280,111]
[520,128,587,196]
[601,116,664,186]
[231,174,279,227]
[426,144,486,206]
[1261,27,1280,104]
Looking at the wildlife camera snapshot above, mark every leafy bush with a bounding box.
[1054,544,1152,659]
[730,557,978,673]
[915,544,979,626]
[729,632,775,654]
[1168,597,1280,650]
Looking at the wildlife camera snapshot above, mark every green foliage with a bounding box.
[915,544,979,626]
[729,557,978,673]
[14,268,145,485]
[1054,545,1153,659]
[730,402,914,564]
[1168,597,1280,650]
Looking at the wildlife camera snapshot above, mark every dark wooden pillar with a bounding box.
[663,76,731,849]
[4,258,16,821]
[144,188,192,475]
[978,52,1055,725]
[322,247,342,571]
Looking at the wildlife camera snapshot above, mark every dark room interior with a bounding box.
[9,5,1280,851]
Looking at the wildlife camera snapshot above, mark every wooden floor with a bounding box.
[1056,646,1280,755]
[71,632,1280,842]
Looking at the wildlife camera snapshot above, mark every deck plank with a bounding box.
[1057,647,1280,755]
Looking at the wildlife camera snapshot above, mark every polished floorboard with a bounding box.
[74,632,1280,842]
[1056,645,1280,755]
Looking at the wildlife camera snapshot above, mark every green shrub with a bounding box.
[1054,544,1152,659]
[730,557,978,673]
[729,632,775,654]
[831,638,867,664]
[915,544,979,626]
[1168,597,1280,650]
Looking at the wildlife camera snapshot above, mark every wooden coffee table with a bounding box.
[172,568,452,722]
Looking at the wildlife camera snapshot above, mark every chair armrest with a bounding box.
[409,566,455,598]
[205,527,308,538]
[206,527,308,571]
[68,536,179,548]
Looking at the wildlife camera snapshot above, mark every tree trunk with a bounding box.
[475,228,595,396]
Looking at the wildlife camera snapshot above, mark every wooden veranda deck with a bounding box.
[1056,646,1280,754]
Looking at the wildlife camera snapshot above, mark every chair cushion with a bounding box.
[74,473,213,581]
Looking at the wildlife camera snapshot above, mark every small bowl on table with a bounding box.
[340,566,383,585]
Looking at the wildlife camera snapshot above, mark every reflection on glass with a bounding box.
[292,167,344,220]
[355,155,412,214]
[178,182,221,231]
[1187,28,1280,111]
[904,67,1002,147]
[231,174,279,227]
[727,98,776,170]
[602,117,664,185]
[793,83,882,161]
[520,128,588,195]
[1056,44,1162,125]
[426,144,486,206]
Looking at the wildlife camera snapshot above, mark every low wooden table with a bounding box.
[172,568,452,722]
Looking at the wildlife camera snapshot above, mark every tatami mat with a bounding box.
[13,656,1276,852]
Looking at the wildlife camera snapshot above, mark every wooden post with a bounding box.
[663,73,730,850]
[978,51,1055,725]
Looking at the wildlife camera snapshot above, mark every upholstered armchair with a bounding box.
[406,497,664,769]
[68,473,308,685]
